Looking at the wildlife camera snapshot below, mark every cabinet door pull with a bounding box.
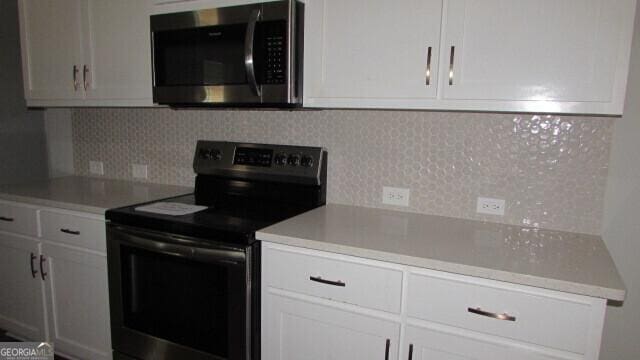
[385,339,390,360]
[30,253,38,279]
[425,46,432,86]
[73,65,80,91]
[448,46,455,85]
[60,228,81,236]
[468,307,516,322]
[83,65,90,91]
[309,276,345,287]
[0,216,14,222]
[408,344,413,360]
[39,255,47,281]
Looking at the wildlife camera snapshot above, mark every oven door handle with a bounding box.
[244,8,262,97]
[110,226,246,266]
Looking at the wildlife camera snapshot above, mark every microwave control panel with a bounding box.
[260,21,287,85]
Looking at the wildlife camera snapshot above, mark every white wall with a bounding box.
[601,2,640,359]
[44,109,74,177]
[0,0,48,185]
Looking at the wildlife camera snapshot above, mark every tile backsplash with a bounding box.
[72,108,613,235]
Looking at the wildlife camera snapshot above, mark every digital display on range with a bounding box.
[233,147,274,167]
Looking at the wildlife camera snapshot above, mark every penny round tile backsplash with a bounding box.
[72,108,613,235]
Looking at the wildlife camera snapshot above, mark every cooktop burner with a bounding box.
[106,141,327,244]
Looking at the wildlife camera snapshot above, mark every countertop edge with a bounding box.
[0,193,107,215]
[256,231,626,302]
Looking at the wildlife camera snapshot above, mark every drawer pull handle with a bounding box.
[449,46,455,85]
[385,339,390,360]
[468,307,516,322]
[309,276,345,287]
[60,228,81,236]
[30,253,38,279]
[0,216,14,222]
[73,65,80,91]
[39,255,47,281]
[425,46,432,86]
[83,65,90,91]
[408,344,413,360]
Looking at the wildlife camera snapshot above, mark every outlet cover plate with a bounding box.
[132,164,148,179]
[89,161,104,175]
[477,197,506,216]
[383,186,410,207]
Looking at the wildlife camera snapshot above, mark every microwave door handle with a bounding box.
[245,8,262,97]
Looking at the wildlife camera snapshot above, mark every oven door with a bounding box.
[150,2,297,106]
[107,224,252,360]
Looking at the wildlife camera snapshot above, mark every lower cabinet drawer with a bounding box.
[263,244,403,313]
[407,270,595,354]
[404,324,575,360]
[0,201,39,237]
[40,210,106,252]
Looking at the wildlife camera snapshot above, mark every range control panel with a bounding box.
[194,141,325,185]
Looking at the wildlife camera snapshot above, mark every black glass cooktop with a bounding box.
[106,193,316,245]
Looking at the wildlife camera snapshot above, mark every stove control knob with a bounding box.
[199,148,212,159]
[199,148,222,160]
[287,154,301,167]
[274,153,288,166]
[211,149,222,161]
[300,155,314,168]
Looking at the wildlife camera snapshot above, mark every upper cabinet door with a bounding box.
[304,0,443,108]
[83,0,153,105]
[18,0,85,101]
[440,0,635,108]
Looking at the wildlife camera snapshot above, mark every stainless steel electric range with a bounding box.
[105,141,327,360]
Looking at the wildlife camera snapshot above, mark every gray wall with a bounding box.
[0,0,47,185]
[601,2,640,359]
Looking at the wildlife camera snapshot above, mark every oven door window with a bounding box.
[120,245,246,358]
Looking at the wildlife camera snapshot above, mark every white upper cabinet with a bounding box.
[439,0,635,113]
[18,0,154,107]
[303,0,443,107]
[83,0,153,105]
[303,0,637,115]
[18,0,85,102]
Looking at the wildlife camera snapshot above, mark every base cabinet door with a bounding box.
[403,324,575,360]
[42,243,111,360]
[0,233,46,341]
[263,293,401,360]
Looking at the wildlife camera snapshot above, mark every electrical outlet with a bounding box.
[89,161,104,175]
[132,164,148,179]
[382,186,410,207]
[477,197,506,216]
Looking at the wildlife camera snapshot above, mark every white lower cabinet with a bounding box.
[42,243,111,360]
[261,242,609,360]
[0,232,46,341]
[263,293,400,360]
[403,324,572,360]
[0,201,111,360]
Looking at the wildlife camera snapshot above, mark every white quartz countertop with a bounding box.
[257,204,626,301]
[0,176,192,215]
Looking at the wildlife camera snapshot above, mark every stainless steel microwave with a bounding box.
[150,1,304,108]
